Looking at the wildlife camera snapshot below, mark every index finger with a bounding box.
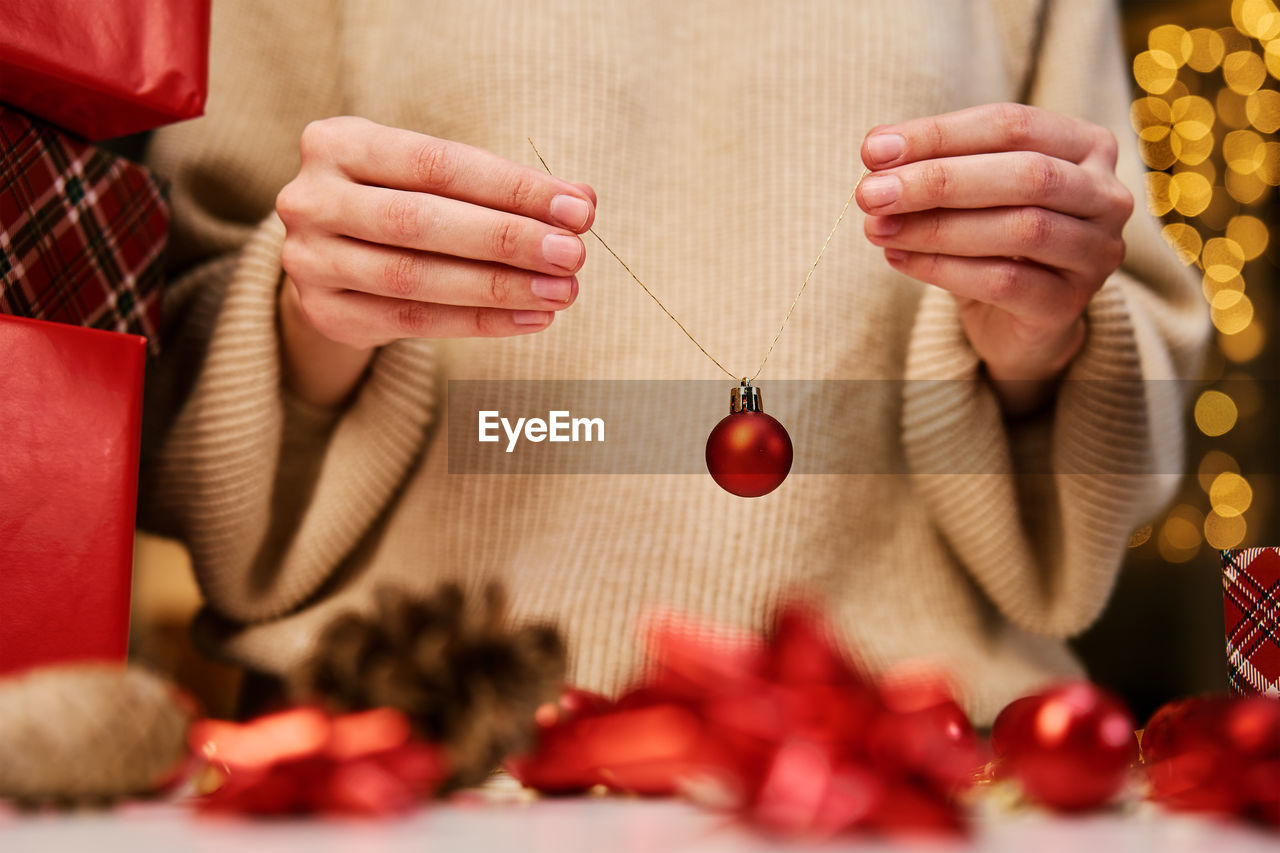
[311,118,596,232]
[861,103,1108,170]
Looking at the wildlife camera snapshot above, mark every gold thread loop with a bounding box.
[529,139,860,382]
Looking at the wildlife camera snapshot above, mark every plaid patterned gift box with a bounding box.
[0,104,167,352]
[1222,548,1280,696]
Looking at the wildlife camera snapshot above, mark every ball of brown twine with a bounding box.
[0,664,192,806]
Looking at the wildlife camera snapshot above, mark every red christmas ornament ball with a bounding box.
[998,682,1137,811]
[706,411,793,498]
[990,694,1042,762]
[1141,696,1228,765]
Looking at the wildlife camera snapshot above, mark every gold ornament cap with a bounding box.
[730,379,763,414]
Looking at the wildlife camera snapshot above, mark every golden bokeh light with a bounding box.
[1247,87,1280,131]
[1258,140,1280,183]
[1171,170,1214,214]
[1266,38,1280,79]
[1189,27,1227,72]
[1159,503,1205,562]
[1132,95,1173,129]
[1195,390,1239,436]
[1205,509,1248,549]
[1224,50,1267,94]
[1226,214,1270,257]
[1219,321,1266,362]
[1174,94,1217,124]
[1173,129,1216,165]
[1199,449,1242,493]
[1226,164,1268,201]
[1203,236,1247,273]
[1145,171,1175,216]
[1135,49,1181,94]
[1140,9,1275,564]
[1140,132,1178,170]
[1150,24,1193,65]
[1234,0,1280,40]
[1210,471,1255,517]
[1203,268,1246,301]
[1224,128,1266,171]
[1163,516,1202,550]
[1161,222,1203,264]
[1211,289,1256,334]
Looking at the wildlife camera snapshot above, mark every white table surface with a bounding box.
[4,792,1279,853]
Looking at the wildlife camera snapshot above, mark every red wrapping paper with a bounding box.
[0,0,209,140]
[0,315,145,676]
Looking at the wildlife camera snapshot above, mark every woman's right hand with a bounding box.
[274,116,595,406]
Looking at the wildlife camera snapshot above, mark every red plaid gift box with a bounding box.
[0,105,167,352]
[1222,548,1280,696]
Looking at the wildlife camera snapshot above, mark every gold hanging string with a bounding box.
[750,180,858,381]
[529,138,861,383]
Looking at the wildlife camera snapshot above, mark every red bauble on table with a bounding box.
[1143,694,1280,821]
[705,381,794,498]
[991,682,1137,811]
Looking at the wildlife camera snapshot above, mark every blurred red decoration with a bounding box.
[508,603,984,839]
[190,707,447,816]
[991,682,1137,811]
[1144,695,1280,825]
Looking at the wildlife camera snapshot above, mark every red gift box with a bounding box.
[0,105,167,352]
[0,314,145,676]
[1222,548,1280,696]
[0,0,209,141]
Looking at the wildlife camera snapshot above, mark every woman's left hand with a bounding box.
[857,103,1134,416]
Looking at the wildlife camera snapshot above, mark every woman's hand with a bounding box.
[275,116,596,407]
[857,103,1134,416]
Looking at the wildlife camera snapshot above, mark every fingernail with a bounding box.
[866,133,905,165]
[531,275,573,303]
[884,249,909,263]
[866,215,902,236]
[513,310,552,325]
[542,234,583,270]
[859,175,901,209]
[549,194,592,230]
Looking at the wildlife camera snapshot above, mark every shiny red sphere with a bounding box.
[996,682,1137,811]
[705,412,793,497]
[991,694,1042,762]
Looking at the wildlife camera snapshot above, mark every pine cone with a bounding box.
[0,664,192,807]
[295,582,565,789]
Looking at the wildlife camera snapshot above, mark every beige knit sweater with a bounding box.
[141,0,1207,723]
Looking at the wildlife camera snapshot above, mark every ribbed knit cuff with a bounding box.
[156,214,438,623]
[901,279,1179,636]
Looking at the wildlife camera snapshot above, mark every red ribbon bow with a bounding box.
[190,707,447,816]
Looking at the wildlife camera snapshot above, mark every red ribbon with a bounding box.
[507,604,983,839]
[190,707,447,816]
